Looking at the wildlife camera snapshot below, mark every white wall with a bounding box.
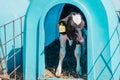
[0,0,29,25]
[112,0,120,11]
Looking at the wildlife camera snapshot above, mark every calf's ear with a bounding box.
[80,20,85,30]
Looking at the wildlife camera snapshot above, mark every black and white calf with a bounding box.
[56,12,86,76]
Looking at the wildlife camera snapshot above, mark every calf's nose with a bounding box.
[79,38,84,44]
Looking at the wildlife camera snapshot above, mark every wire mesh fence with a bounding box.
[88,11,120,80]
[0,16,24,80]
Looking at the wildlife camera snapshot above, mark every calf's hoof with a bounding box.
[78,71,82,77]
[55,68,62,77]
[55,71,61,77]
[76,67,82,76]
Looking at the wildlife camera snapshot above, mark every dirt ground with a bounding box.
[0,67,22,80]
[45,67,87,80]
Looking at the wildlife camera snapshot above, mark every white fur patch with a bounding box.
[72,14,81,25]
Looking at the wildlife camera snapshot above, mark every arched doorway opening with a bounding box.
[44,3,87,79]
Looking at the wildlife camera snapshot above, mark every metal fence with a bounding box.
[0,16,24,80]
[88,12,120,80]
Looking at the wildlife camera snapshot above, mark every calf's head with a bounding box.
[58,12,85,44]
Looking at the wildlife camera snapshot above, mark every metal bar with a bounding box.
[0,15,25,28]
[0,25,3,29]
[13,20,17,80]
[116,24,120,53]
[110,62,120,80]
[88,25,118,75]
[2,33,23,46]
[96,38,120,79]
[20,17,23,46]
[96,54,113,79]
[7,49,21,62]
[4,25,7,57]
[0,38,5,58]
[116,22,120,74]
[9,65,21,76]
[3,24,8,78]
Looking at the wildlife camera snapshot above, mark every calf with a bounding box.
[56,12,86,77]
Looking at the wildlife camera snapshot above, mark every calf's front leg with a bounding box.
[74,44,82,76]
[55,34,67,76]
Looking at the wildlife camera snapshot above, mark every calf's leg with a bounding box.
[74,44,82,76]
[55,34,67,76]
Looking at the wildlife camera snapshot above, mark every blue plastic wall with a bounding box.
[24,0,120,80]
